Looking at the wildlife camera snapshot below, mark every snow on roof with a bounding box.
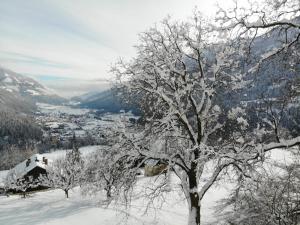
[9,154,52,179]
[145,159,160,166]
[45,122,62,129]
[74,130,86,137]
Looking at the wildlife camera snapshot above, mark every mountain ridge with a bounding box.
[0,66,66,113]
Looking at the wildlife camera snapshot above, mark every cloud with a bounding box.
[0,0,224,96]
[32,76,110,98]
[0,51,71,69]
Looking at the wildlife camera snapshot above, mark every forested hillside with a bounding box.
[74,89,140,114]
[0,109,42,170]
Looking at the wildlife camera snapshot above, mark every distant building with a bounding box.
[7,154,52,191]
[144,159,168,177]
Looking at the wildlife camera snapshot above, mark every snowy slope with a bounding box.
[42,145,103,161]
[72,89,140,114]
[0,148,294,225]
[0,145,231,225]
[0,184,185,225]
[0,66,65,110]
[0,174,231,225]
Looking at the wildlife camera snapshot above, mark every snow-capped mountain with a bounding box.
[0,66,66,113]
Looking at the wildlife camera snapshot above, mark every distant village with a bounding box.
[0,104,145,196]
[0,103,165,196]
[35,103,138,151]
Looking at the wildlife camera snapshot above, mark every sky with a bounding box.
[0,0,227,97]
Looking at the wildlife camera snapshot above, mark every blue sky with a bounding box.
[0,0,223,96]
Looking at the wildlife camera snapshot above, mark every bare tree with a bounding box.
[83,147,130,200]
[216,0,300,72]
[109,13,300,225]
[216,151,300,225]
[215,0,300,149]
[255,78,298,144]
[39,145,84,198]
[0,145,38,170]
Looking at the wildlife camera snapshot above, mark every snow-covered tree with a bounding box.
[215,0,300,138]
[216,151,300,225]
[0,145,38,170]
[83,145,137,201]
[4,170,37,198]
[109,12,300,225]
[39,143,84,198]
[216,0,300,72]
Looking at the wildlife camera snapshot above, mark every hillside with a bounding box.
[0,147,291,225]
[73,24,299,118]
[0,89,36,114]
[72,89,139,114]
[0,66,66,113]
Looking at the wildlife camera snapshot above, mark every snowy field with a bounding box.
[0,148,294,225]
[42,145,104,161]
[37,103,90,115]
[0,174,231,225]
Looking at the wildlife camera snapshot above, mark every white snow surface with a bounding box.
[0,148,294,225]
[0,174,228,225]
[26,89,40,96]
[37,103,90,115]
[3,77,13,83]
[42,145,102,161]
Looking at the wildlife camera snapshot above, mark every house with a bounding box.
[144,159,168,177]
[10,154,52,180]
[6,154,52,192]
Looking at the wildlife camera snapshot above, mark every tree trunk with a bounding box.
[65,189,69,198]
[188,191,201,225]
[106,187,111,199]
[188,168,201,225]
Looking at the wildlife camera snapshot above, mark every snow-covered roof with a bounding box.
[45,122,62,129]
[145,159,160,166]
[8,154,52,179]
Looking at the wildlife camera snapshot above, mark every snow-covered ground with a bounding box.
[37,103,90,115]
[42,145,104,161]
[0,148,295,225]
[0,174,231,225]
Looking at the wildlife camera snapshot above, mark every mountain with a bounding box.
[72,89,139,114]
[72,90,103,102]
[74,19,299,117]
[0,88,36,113]
[0,66,66,113]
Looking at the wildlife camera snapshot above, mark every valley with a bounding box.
[0,65,138,154]
[35,103,138,151]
